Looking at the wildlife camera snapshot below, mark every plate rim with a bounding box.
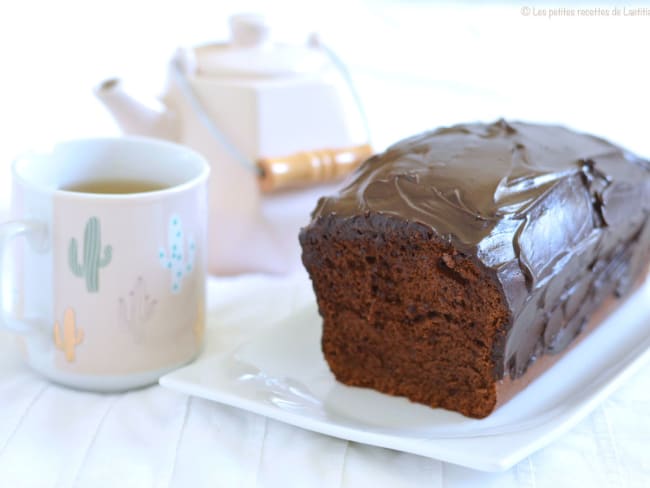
[160,282,650,472]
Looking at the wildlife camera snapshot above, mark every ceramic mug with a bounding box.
[0,137,209,391]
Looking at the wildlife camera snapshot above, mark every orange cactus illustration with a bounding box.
[54,308,84,362]
[193,299,205,346]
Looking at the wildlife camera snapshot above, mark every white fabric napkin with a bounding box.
[1,272,649,487]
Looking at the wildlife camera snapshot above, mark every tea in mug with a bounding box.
[62,179,168,194]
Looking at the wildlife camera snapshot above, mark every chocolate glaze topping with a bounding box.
[311,120,650,379]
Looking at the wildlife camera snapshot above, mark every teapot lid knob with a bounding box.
[193,13,329,77]
[230,13,269,47]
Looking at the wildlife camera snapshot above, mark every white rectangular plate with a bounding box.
[160,281,650,472]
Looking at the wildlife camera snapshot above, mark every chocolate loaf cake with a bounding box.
[299,119,650,418]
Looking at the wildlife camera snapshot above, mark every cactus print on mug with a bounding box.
[54,308,84,362]
[193,296,205,347]
[159,214,196,293]
[69,216,112,292]
[118,276,158,343]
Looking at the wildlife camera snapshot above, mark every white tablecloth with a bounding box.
[1,1,650,486]
[1,273,650,488]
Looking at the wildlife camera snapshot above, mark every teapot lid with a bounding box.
[191,14,329,78]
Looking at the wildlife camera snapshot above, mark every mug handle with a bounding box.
[0,219,48,333]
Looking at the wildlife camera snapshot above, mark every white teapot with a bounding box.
[95,13,371,274]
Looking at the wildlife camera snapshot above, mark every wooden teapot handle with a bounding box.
[257,144,373,193]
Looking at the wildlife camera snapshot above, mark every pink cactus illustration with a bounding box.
[118,276,157,343]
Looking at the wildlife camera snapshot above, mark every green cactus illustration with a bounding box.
[69,216,112,293]
[54,307,84,362]
[159,214,196,293]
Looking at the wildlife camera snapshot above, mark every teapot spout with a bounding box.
[94,78,177,140]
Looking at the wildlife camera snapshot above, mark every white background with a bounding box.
[0,1,649,486]
[1,0,649,210]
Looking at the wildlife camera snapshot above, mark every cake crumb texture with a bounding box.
[301,214,509,418]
